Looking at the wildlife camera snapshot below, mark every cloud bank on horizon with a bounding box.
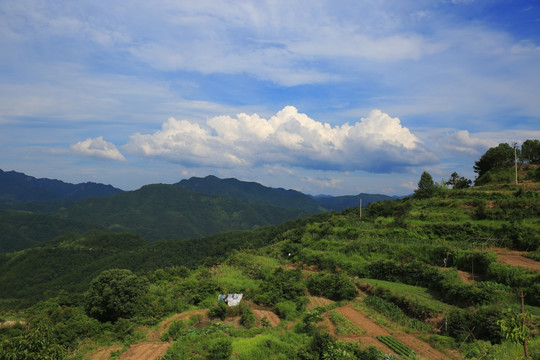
[1,0,539,195]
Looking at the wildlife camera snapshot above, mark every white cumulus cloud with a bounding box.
[125,106,436,173]
[443,130,496,155]
[71,137,126,161]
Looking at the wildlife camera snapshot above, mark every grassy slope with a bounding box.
[81,185,540,359]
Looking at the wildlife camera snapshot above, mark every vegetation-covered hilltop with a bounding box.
[0,140,539,360]
[0,173,392,253]
[0,169,123,203]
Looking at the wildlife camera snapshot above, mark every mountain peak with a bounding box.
[0,169,123,203]
[176,175,326,213]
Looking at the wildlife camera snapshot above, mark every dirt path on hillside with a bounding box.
[394,334,453,360]
[253,309,281,326]
[88,309,209,360]
[87,307,284,360]
[330,303,453,360]
[491,248,540,271]
[0,321,27,328]
[456,270,478,284]
[88,345,123,360]
[118,342,170,360]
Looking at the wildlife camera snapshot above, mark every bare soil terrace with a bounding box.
[491,248,540,271]
[329,303,455,360]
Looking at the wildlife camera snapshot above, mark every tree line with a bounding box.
[414,138,540,198]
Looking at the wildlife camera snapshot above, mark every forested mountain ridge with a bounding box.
[0,169,123,203]
[176,174,395,211]
[0,171,395,251]
[0,210,100,252]
[176,175,327,213]
[56,183,311,242]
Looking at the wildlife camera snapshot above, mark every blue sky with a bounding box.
[1,0,539,196]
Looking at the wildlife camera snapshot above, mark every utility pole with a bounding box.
[515,143,518,185]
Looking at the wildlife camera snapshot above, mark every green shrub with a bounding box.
[524,252,540,261]
[208,301,228,320]
[260,316,271,328]
[254,268,305,307]
[296,308,324,334]
[207,336,232,360]
[495,223,540,251]
[161,319,187,341]
[240,307,256,329]
[447,307,504,344]
[274,301,298,320]
[462,340,496,360]
[424,334,456,351]
[533,167,540,181]
[298,330,375,360]
[454,250,498,275]
[365,260,496,307]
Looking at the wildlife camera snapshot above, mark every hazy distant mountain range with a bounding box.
[1,170,393,210]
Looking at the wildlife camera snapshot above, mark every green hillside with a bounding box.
[1,180,539,359]
[56,184,310,241]
[0,210,101,252]
[0,224,294,308]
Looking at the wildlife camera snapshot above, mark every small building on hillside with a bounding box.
[218,293,243,306]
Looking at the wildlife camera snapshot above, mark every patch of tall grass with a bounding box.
[232,332,307,360]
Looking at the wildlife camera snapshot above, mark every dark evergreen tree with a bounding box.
[521,139,540,164]
[446,172,472,189]
[414,171,436,198]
